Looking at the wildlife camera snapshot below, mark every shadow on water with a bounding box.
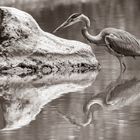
[0,70,98,131]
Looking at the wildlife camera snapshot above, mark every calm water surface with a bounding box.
[1,0,140,140]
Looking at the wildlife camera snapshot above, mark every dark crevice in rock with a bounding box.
[17,63,38,72]
[0,10,8,44]
[0,62,99,76]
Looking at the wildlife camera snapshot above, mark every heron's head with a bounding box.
[82,98,104,126]
[53,13,90,33]
[83,98,103,114]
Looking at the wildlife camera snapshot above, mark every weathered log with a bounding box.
[0,7,100,75]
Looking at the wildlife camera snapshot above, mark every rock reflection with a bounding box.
[0,71,98,131]
[83,73,140,126]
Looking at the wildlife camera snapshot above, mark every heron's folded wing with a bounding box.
[105,33,140,56]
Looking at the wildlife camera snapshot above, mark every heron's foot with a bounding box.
[117,56,126,73]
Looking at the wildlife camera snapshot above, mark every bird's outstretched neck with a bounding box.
[81,26,102,45]
[80,14,102,45]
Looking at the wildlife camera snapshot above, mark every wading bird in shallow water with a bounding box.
[53,13,140,72]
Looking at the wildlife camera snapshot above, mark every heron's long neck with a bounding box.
[81,26,102,45]
[80,15,102,44]
[83,99,104,126]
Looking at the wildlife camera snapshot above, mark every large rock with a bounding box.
[0,7,99,75]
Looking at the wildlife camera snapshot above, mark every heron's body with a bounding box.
[53,13,140,71]
[83,27,140,57]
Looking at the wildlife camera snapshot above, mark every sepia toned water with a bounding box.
[1,0,140,140]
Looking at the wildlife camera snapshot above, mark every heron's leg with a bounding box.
[121,56,126,72]
[122,61,126,72]
[117,56,122,71]
[117,56,126,73]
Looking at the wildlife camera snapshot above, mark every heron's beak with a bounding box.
[53,21,70,33]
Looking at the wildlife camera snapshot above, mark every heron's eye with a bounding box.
[68,18,74,22]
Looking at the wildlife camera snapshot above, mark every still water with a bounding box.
[1,0,140,140]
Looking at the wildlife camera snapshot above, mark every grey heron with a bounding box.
[53,13,140,72]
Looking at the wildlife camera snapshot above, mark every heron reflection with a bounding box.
[83,74,140,126]
[62,73,140,127]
